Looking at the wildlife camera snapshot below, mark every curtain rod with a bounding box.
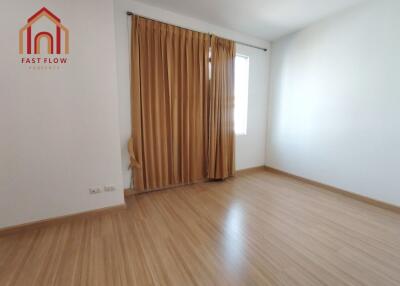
[127,11,267,52]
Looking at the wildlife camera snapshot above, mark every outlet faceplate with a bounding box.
[89,187,102,194]
[104,185,116,192]
[89,185,116,195]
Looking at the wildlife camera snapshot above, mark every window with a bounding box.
[234,54,249,135]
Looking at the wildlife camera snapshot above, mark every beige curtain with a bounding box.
[130,16,210,192]
[208,36,236,179]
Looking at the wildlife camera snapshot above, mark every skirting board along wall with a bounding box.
[265,166,400,215]
[0,204,127,237]
[124,165,400,214]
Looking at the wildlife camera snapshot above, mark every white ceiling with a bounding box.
[135,0,367,40]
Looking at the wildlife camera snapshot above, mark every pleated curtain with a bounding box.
[208,36,236,179]
[130,15,235,193]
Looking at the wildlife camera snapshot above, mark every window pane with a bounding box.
[234,54,249,135]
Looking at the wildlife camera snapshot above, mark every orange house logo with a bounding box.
[19,7,69,55]
[19,7,69,68]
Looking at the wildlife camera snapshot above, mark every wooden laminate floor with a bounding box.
[1,169,400,286]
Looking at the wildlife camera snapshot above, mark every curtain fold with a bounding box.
[130,16,210,192]
[131,16,236,192]
[208,36,236,179]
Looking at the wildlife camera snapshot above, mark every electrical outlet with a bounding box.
[104,185,116,192]
[89,187,102,194]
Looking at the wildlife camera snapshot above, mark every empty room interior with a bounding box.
[2,0,400,285]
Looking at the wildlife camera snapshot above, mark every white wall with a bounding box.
[267,0,400,206]
[114,0,270,188]
[0,0,124,228]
